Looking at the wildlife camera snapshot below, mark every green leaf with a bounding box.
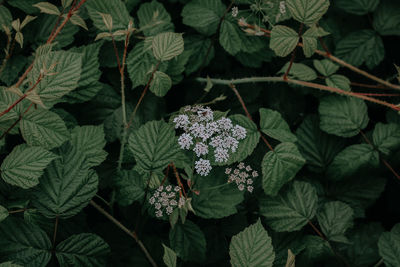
[70,125,108,168]
[259,108,297,143]
[286,0,330,25]
[162,244,177,267]
[28,51,82,108]
[317,201,354,243]
[302,26,329,57]
[20,108,69,150]
[138,0,174,36]
[335,29,385,69]
[127,41,159,88]
[192,168,244,219]
[128,120,180,172]
[0,205,8,223]
[313,59,339,76]
[0,262,23,267]
[115,169,145,206]
[262,142,305,196]
[336,0,379,15]
[33,2,60,15]
[86,0,131,31]
[184,35,214,75]
[373,0,400,36]
[260,181,318,232]
[65,42,102,103]
[150,71,172,97]
[152,32,184,61]
[55,233,110,267]
[229,219,275,267]
[220,115,260,165]
[326,74,351,91]
[296,115,344,173]
[0,144,57,189]
[32,145,98,219]
[181,0,225,36]
[270,25,299,57]
[378,223,400,267]
[0,90,23,131]
[169,220,206,262]
[0,6,12,31]
[219,16,266,56]
[319,95,369,137]
[372,123,400,155]
[278,62,317,81]
[327,144,379,180]
[0,218,51,266]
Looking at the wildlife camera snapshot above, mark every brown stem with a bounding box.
[229,83,275,151]
[0,102,33,140]
[350,82,386,89]
[90,200,158,267]
[171,162,187,198]
[52,216,59,248]
[8,208,27,214]
[161,164,171,186]
[111,34,122,74]
[284,23,303,80]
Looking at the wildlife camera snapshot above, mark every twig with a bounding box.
[52,216,59,248]
[283,23,303,80]
[8,208,27,214]
[90,200,158,267]
[0,102,34,140]
[196,77,400,111]
[171,162,187,198]
[229,83,274,151]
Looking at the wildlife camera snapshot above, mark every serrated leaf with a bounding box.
[262,142,305,196]
[0,205,8,222]
[335,29,385,69]
[336,0,379,15]
[260,181,318,232]
[313,59,339,76]
[319,95,369,137]
[270,25,299,57]
[181,0,225,36]
[20,108,69,150]
[327,144,379,180]
[33,2,60,15]
[326,74,351,91]
[150,71,172,97]
[138,0,174,36]
[55,233,110,267]
[152,32,184,61]
[192,168,244,219]
[115,169,145,206]
[0,218,51,266]
[162,244,177,267]
[317,201,354,243]
[229,219,275,267]
[0,90,23,134]
[286,0,330,25]
[28,51,82,108]
[372,123,400,155]
[86,0,131,32]
[278,62,317,81]
[70,125,108,168]
[128,120,180,172]
[373,0,400,36]
[0,6,12,31]
[0,144,57,189]
[259,108,297,143]
[302,25,328,57]
[32,145,98,218]
[296,115,344,173]
[0,262,23,267]
[169,220,206,262]
[378,223,400,267]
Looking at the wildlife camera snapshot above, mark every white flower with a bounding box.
[225,168,232,174]
[173,114,190,129]
[174,186,181,192]
[178,133,193,149]
[166,206,173,215]
[155,210,163,217]
[149,197,155,205]
[232,6,239,17]
[238,162,245,169]
[214,147,229,163]
[166,185,172,191]
[193,142,209,157]
[238,184,245,191]
[170,199,178,206]
[195,159,212,176]
[232,125,247,140]
[217,118,233,131]
[252,170,259,177]
[197,107,214,122]
[178,197,186,208]
[245,165,252,172]
[210,135,223,148]
[279,1,286,14]
[247,186,254,193]
[155,202,161,210]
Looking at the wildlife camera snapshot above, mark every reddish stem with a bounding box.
[171,163,187,198]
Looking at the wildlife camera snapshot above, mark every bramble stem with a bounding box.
[196,77,400,111]
[90,200,158,267]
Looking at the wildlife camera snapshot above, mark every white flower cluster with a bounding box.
[232,6,239,17]
[226,162,258,193]
[173,105,247,176]
[149,185,184,217]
